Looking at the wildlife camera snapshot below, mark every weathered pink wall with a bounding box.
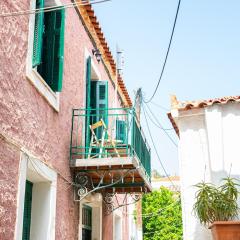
[102,207,114,240]
[102,196,130,240]
[0,138,20,239]
[0,0,128,239]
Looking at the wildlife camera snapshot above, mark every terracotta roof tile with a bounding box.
[78,2,132,107]
[168,95,240,137]
[171,95,240,111]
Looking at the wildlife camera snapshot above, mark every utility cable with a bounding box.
[144,0,182,103]
[144,102,177,147]
[144,103,173,131]
[128,199,179,217]
[0,0,110,17]
[142,103,178,191]
[149,101,170,111]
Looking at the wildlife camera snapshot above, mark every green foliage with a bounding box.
[142,187,183,240]
[193,177,240,226]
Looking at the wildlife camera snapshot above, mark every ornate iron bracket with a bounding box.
[73,168,139,202]
[103,191,144,215]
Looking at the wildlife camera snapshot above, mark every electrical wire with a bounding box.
[142,103,179,191]
[149,101,170,111]
[144,102,177,147]
[128,199,179,217]
[144,103,173,131]
[144,0,182,103]
[0,0,110,17]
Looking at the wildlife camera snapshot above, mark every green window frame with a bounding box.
[32,0,44,67]
[33,0,65,92]
[91,80,108,138]
[22,181,33,240]
[116,119,127,144]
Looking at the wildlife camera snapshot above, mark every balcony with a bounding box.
[70,108,151,193]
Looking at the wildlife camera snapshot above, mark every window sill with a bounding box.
[26,68,60,112]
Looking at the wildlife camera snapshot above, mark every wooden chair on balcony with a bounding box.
[88,119,120,159]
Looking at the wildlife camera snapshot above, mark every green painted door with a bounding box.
[91,81,108,139]
[85,57,92,155]
[22,180,33,240]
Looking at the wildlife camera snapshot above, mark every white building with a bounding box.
[151,176,180,192]
[168,95,240,240]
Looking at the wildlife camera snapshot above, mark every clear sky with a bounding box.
[93,0,240,175]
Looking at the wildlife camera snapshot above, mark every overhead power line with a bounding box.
[144,102,177,147]
[0,0,111,17]
[149,101,170,111]
[144,104,173,131]
[144,0,182,103]
[142,104,178,191]
[128,200,179,217]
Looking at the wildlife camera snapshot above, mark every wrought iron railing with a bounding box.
[70,108,151,179]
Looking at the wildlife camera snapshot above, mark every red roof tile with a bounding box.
[171,95,240,111]
[79,3,132,107]
[168,95,240,137]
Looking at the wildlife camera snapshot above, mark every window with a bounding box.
[22,181,33,240]
[116,119,127,144]
[33,0,65,92]
[82,205,92,240]
[15,154,57,240]
[85,57,108,143]
[91,80,108,126]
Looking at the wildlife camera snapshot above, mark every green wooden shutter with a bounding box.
[89,81,108,139]
[40,8,65,92]
[86,58,92,111]
[82,205,92,230]
[22,181,33,240]
[82,205,92,240]
[85,57,92,152]
[96,81,108,126]
[52,8,65,92]
[116,120,126,143]
[32,0,44,67]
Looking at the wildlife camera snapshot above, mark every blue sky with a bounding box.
[93,0,240,175]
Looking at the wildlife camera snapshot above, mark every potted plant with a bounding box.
[193,177,240,240]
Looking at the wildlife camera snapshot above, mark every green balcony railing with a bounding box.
[70,108,151,179]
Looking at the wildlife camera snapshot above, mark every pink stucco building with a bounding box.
[0,1,151,240]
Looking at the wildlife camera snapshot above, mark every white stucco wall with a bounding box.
[172,102,240,240]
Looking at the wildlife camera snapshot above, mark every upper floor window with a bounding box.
[33,0,65,92]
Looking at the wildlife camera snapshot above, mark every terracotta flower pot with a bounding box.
[209,221,240,240]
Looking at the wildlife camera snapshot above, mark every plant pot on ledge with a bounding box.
[193,177,240,240]
[209,221,240,240]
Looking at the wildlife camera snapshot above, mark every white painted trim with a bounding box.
[78,193,102,240]
[113,209,123,240]
[73,156,135,167]
[15,153,57,240]
[26,0,62,112]
[84,48,101,81]
[82,49,102,145]
[14,154,28,240]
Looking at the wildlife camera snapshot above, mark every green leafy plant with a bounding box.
[142,187,183,240]
[193,177,240,226]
